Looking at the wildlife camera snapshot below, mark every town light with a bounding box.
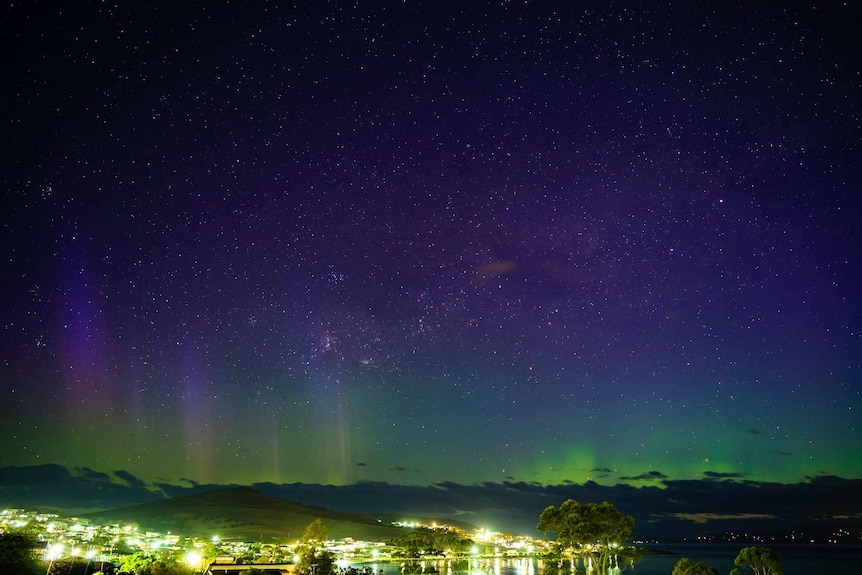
[185,550,203,568]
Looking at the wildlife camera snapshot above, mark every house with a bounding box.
[203,561,297,575]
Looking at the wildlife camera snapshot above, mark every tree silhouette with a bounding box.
[672,557,720,575]
[537,500,637,575]
[0,532,42,575]
[296,519,336,575]
[730,546,782,575]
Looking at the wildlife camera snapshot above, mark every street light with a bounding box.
[45,544,63,575]
[185,550,204,571]
[85,549,95,574]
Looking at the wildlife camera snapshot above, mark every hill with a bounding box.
[81,486,413,542]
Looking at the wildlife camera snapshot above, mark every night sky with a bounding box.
[2,1,860,495]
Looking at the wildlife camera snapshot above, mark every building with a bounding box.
[203,560,297,575]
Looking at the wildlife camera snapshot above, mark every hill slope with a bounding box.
[82,486,409,542]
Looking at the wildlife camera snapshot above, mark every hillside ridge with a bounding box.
[81,486,409,541]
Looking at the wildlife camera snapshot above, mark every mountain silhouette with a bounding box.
[81,486,415,541]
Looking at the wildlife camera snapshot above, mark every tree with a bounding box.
[117,551,193,575]
[730,546,782,575]
[0,532,43,575]
[433,531,473,556]
[613,546,642,573]
[537,500,637,575]
[302,518,328,548]
[295,519,336,575]
[392,530,435,558]
[672,557,719,575]
[538,558,572,575]
[46,557,94,575]
[118,552,152,574]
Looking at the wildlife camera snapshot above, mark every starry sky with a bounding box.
[2,1,861,494]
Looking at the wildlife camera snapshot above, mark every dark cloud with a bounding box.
[153,480,239,500]
[251,477,862,538]
[114,469,149,488]
[0,464,73,485]
[1,465,860,540]
[620,470,669,481]
[0,465,157,510]
[75,467,114,483]
[703,471,746,479]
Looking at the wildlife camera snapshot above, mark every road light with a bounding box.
[85,549,95,574]
[45,544,63,575]
[185,550,203,570]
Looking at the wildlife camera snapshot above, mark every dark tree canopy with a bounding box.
[392,530,435,558]
[296,519,336,575]
[730,546,783,575]
[0,532,43,575]
[537,500,637,575]
[301,518,328,547]
[672,557,720,575]
[392,529,474,558]
[537,500,635,549]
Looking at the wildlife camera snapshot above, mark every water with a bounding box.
[637,543,862,574]
[353,545,862,575]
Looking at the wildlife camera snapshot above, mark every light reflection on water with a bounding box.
[358,558,631,575]
[360,558,543,575]
[354,547,862,575]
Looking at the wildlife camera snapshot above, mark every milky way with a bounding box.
[2,1,860,489]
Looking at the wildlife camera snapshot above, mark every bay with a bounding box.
[352,544,862,575]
